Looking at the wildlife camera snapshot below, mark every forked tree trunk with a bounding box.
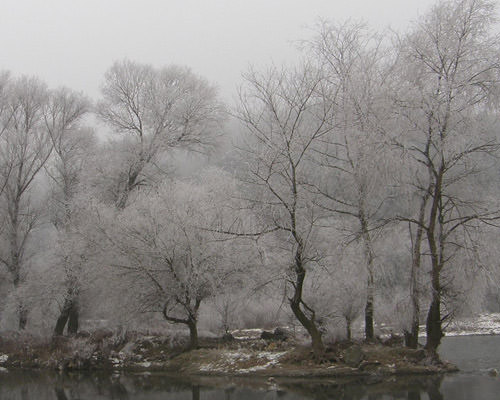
[346,317,352,341]
[163,298,201,351]
[54,311,70,336]
[54,297,79,336]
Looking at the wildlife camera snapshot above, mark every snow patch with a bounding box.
[198,350,288,373]
[0,355,8,364]
[446,313,500,336]
[237,352,288,373]
[136,361,151,368]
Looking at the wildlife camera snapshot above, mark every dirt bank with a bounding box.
[0,330,458,377]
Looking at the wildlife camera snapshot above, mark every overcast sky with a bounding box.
[0,0,438,101]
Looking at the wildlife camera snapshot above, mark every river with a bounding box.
[1,335,500,399]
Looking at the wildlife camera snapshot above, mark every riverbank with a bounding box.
[0,329,458,377]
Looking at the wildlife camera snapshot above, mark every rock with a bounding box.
[343,345,365,367]
[273,328,289,341]
[261,331,275,340]
[488,368,498,377]
[261,328,289,341]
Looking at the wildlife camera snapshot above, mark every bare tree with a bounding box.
[43,87,91,336]
[96,172,249,349]
[237,63,335,357]
[0,76,53,329]
[392,0,500,353]
[306,21,392,341]
[96,60,225,208]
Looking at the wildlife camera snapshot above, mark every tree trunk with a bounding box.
[404,321,420,349]
[405,262,420,348]
[54,309,70,336]
[364,282,374,341]
[346,317,352,341]
[54,297,79,336]
[360,210,376,341]
[187,319,199,350]
[406,192,428,348]
[290,298,325,356]
[405,246,422,349]
[67,304,79,335]
[425,166,444,353]
[162,299,201,351]
[18,304,28,330]
[289,244,325,357]
[425,285,443,353]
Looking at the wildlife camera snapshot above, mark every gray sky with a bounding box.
[0,0,437,101]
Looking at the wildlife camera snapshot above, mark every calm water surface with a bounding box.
[2,335,500,399]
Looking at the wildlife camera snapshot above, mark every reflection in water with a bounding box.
[7,368,500,399]
[277,375,444,399]
[5,335,500,399]
[0,371,449,400]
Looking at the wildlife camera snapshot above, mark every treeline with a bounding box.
[1,0,500,357]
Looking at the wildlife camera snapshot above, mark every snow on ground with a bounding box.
[198,350,288,374]
[445,313,500,336]
[230,328,264,340]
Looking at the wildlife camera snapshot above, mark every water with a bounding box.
[1,335,500,399]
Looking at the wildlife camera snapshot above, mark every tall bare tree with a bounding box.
[306,21,392,341]
[96,172,249,349]
[0,76,53,329]
[96,60,225,208]
[237,64,335,357]
[393,0,500,353]
[43,87,91,336]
